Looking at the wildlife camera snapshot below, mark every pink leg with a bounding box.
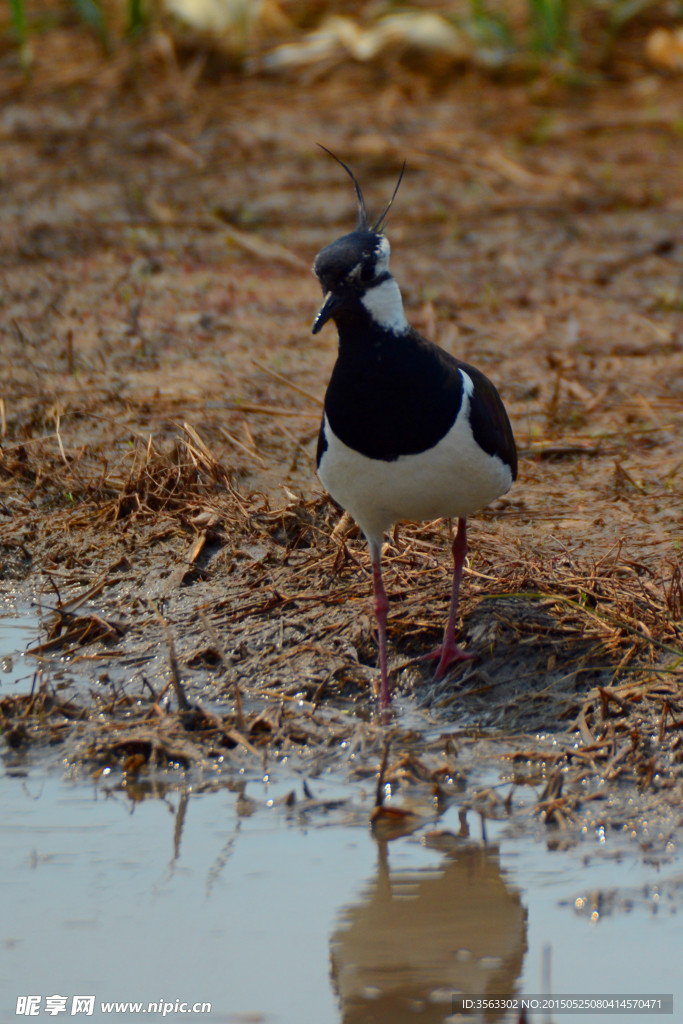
[369,539,391,707]
[421,517,474,679]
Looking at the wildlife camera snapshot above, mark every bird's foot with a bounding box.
[420,643,474,680]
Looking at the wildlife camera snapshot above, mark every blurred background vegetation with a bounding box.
[2,1,683,82]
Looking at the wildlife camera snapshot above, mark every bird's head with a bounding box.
[312,150,406,336]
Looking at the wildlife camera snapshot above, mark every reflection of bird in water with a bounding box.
[330,839,527,1024]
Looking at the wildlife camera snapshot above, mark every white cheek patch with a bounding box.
[361,277,408,334]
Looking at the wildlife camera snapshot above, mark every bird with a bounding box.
[312,151,517,708]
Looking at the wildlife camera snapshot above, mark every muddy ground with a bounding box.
[1,24,683,850]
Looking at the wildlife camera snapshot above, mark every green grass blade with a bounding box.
[528,0,571,55]
[8,0,33,71]
[8,0,27,44]
[127,0,145,37]
[70,0,111,51]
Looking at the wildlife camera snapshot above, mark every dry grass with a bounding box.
[2,435,682,842]
[1,28,683,843]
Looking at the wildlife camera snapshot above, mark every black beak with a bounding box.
[312,292,339,335]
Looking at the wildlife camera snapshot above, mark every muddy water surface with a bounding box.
[1,759,679,1024]
[1,613,680,1023]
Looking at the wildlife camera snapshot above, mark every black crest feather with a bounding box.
[317,144,367,230]
[373,161,406,233]
[317,145,405,233]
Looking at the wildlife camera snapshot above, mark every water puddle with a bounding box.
[0,611,42,688]
[1,609,679,1022]
[0,765,679,1024]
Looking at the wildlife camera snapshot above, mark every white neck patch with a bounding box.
[460,369,474,397]
[361,277,408,334]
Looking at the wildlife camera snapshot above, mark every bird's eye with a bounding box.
[360,262,375,283]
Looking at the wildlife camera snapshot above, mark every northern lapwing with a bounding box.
[313,152,517,708]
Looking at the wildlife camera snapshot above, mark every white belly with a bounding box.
[318,394,513,545]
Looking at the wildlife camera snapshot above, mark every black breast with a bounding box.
[318,317,517,475]
[320,322,464,463]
